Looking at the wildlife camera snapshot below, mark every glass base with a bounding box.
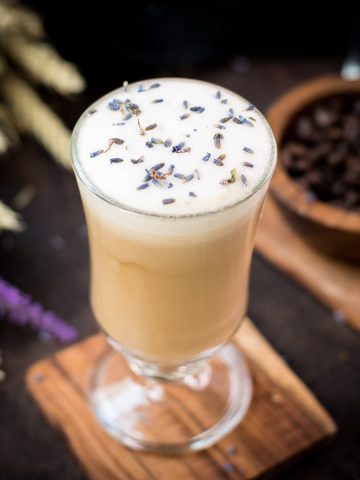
[89,343,252,454]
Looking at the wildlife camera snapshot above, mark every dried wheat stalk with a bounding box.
[0,35,86,95]
[0,199,23,232]
[0,2,45,38]
[2,74,72,170]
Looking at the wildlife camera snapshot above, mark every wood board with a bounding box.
[26,318,336,480]
[255,196,360,331]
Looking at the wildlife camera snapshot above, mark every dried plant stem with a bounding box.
[0,199,23,232]
[0,3,45,38]
[0,127,10,153]
[2,74,72,170]
[0,53,7,77]
[0,103,20,147]
[1,35,86,95]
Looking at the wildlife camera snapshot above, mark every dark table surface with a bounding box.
[0,58,359,480]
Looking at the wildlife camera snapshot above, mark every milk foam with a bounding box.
[72,78,275,216]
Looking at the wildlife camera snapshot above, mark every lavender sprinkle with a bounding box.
[172,142,185,153]
[223,463,234,474]
[202,152,211,161]
[146,141,153,148]
[137,183,149,190]
[152,99,163,103]
[108,99,121,111]
[227,446,237,456]
[152,163,165,171]
[151,138,163,144]
[131,157,144,164]
[241,174,248,185]
[150,83,161,89]
[243,147,254,153]
[180,113,190,120]
[215,90,221,99]
[110,158,123,164]
[221,99,228,104]
[183,100,189,109]
[243,161,254,168]
[145,123,157,131]
[162,198,175,205]
[190,106,205,113]
[189,191,197,197]
[163,139,172,148]
[246,103,254,111]
[213,133,223,149]
[174,173,186,179]
[90,150,103,158]
[238,115,254,127]
[183,174,194,183]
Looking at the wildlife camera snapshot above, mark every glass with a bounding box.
[71,79,277,453]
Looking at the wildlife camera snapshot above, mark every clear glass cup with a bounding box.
[71,79,277,453]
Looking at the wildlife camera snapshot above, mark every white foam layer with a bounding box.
[72,78,275,216]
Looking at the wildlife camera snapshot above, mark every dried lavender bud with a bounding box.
[151,138,163,144]
[243,147,254,154]
[110,158,124,164]
[162,198,175,204]
[202,152,211,161]
[213,133,223,149]
[145,123,157,131]
[90,149,104,158]
[190,106,205,113]
[137,183,149,190]
[172,142,185,153]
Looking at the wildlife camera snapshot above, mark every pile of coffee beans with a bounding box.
[280,95,360,211]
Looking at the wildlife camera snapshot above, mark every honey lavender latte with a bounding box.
[72,78,276,364]
[72,78,276,452]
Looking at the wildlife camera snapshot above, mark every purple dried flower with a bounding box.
[190,106,205,113]
[172,142,185,153]
[108,99,121,111]
[90,149,104,158]
[0,277,78,343]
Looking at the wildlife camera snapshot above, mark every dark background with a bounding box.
[1,2,360,480]
[23,1,360,90]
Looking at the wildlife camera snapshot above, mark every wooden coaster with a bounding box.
[255,197,360,331]
[26,319,336,480]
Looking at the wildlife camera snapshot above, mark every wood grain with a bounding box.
[26,318,336,480]
[255,196,360,331]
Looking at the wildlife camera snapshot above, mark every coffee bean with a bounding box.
[281,94,360,211]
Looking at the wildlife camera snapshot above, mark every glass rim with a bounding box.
[71,77,277,221]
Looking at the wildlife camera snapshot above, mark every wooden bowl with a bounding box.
[267,75,360,261]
